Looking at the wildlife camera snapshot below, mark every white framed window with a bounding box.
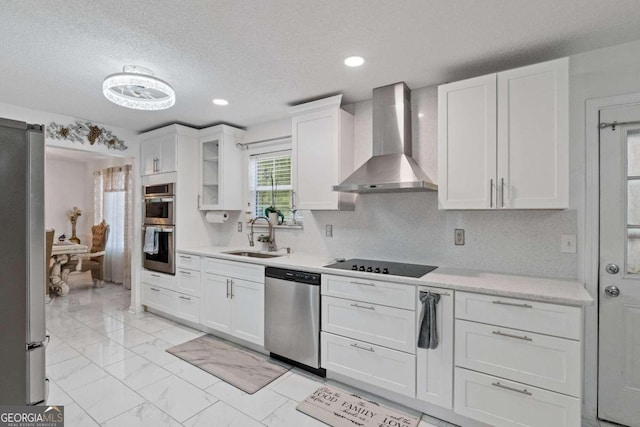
[248,149,301,224]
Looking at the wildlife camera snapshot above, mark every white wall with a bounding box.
[45,157,90,241]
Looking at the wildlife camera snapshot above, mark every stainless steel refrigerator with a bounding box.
[0,118,46,405]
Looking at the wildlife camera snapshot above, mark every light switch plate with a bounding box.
[561,234,577,253]
[325,224,333,238]
[455,229,465,245]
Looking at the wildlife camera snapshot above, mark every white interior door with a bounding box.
[598,104,640,426]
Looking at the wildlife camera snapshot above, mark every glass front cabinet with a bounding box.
[198,125,245,211]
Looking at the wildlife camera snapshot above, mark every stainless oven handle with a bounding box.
[143,226,174,233]
[144,197,174,203]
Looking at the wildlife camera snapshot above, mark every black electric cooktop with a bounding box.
[324,258,437,278]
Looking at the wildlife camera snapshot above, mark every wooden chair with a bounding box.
[45,229,54,296]
[63,220,109,287]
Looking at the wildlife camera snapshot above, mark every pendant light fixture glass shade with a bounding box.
[103,65,175,110]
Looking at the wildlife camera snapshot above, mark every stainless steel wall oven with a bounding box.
[143,183,176,275]
[143,183,175,226]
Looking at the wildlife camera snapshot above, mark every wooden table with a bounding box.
[51,241,88,296]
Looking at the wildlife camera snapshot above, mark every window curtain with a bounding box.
[93,165,133,289]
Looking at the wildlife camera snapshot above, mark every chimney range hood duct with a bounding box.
[333,82,437,193]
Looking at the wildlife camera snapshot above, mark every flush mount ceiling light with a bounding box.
[344,56,365,67]
[212,98,229,106]
[102,65,175,110]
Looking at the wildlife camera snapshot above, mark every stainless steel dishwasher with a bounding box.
[264,267,325,376]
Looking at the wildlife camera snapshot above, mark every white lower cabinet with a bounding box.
[176,268,201,296]
[416,287,454,409]
[230,279,264,345]
[455,319,581,396]
[200,258,265,346]
[322,296,416,353]
[201,273,233,334]
[175,294,200,323]
[321,332,415,397]
[453,291,583,427]
[142,284,174,313]
[454,368,581,427]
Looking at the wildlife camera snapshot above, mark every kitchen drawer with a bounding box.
[322,296,415,353]
[175,293,200,323]
[455,319,581,396]
[142,270,176,291]
[177,268,201,297]
[176,253,201,271]
[142,284,175,313]
[456,291,582,340]
[204,257,264,283]
[454,367,581,427]
[321,332,415,397]
[321,274,414,310]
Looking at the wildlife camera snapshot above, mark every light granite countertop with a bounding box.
[178,245,594,307]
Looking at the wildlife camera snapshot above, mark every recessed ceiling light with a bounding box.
[212,98,229,106]
[103,65,175,110]
[344,56,365,67]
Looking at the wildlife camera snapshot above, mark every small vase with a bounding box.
[69,220,80,244]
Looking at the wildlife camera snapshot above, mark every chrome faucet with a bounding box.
[247,216,277,251]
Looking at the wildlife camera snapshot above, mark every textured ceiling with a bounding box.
[3,1,640,133]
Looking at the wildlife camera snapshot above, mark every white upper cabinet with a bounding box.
[140,130,178,175]
[198,125,245,211]
[438,57,569,210]
[438,74,497,209]
[290,95,355,210]
[497,59,569,209]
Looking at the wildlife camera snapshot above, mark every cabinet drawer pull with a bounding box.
[350,303,375,311]
[179,296,191,301]
[226,279,230,298]
[350,343,375,352]
[230,280,234,299]
[492,330,533,341]
[491,381,532,396]
[491,300,533,309]
[350,280,376,287]
[179,255,192,260]
[180,271,191,276]
[149,287,160,292]
[150,273,161,278]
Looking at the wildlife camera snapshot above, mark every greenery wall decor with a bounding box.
[46,121,128,151]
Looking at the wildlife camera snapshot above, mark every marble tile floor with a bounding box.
[45,279,441,427]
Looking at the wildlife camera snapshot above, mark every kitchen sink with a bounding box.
[222,250,284,258]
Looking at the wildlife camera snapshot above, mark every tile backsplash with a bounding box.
[218,192,578,280]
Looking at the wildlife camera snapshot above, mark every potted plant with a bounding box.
[263,170,285,225]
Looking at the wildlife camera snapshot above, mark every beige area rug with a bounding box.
[166,335,289,394]
[297,385,420,427]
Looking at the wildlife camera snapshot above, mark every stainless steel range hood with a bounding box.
[333,82,437,193]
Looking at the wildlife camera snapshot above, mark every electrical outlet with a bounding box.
[455,229,465,245]
[325,224,333,238]
[561,234,576,253]
[237,222,242,232]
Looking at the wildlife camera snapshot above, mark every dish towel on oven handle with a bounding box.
[143,226,159,255]
[418,291,440,349]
